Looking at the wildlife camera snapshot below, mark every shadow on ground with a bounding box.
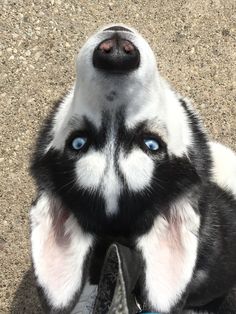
[11,268,43,314]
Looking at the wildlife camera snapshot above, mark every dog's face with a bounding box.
[32,25,200,236]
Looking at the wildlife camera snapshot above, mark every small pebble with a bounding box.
[34,51,41,61]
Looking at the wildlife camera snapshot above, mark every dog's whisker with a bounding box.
[55,178,77,192]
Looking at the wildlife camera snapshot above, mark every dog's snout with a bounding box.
[93,34,140,73]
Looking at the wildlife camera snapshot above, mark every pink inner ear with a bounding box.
[40,208,75,291]
[31,194,93,309]
[52,208,71,245]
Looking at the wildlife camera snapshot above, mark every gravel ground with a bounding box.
[0,0,235,313]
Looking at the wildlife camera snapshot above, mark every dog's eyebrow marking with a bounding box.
[145,118,168,142]
[68,115,108,150]
[68,116,97,132]
[66,116,85,134]
[124,119,168,144]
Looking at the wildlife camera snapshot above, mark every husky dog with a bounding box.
[30,25,236,313]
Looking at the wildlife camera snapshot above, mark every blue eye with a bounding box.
[71,137,87,150]
[144,138,159,151]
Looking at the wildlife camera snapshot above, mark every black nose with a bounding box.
[93,34,140,73]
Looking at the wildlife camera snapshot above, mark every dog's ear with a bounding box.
[136,197,200,312]
[30,193,93,313]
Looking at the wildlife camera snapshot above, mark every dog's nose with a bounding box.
[93,34,140,73]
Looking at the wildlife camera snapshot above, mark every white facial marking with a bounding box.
[119,149,154,191]
[75,150,106,191]
[30,193,93,309]
[75,144,121,215]
[137,197,200,312]
[101,152,121,215]
[210,141,236,197]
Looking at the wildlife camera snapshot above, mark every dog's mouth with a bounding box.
[92,26,140,74]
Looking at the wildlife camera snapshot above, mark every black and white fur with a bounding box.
[30,24,236,313]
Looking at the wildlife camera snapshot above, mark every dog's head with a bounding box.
[31,24,206,236]
[30,24,214,311]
